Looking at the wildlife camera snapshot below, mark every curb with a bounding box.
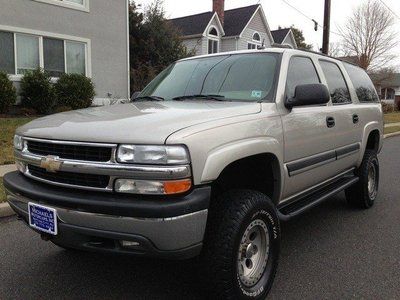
[0,202,15,218]
[384,131,400,139]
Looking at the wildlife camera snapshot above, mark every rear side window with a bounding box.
[343,63,379,102]
[286,56,320,99]
[319,60,351,104]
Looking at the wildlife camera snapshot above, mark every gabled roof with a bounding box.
[271,28,291,44]
[223,5,259,36]
[169,4,260,38]
[170,11,214,36]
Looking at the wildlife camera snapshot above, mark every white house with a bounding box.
[169,0,297,56]
[0,0,130,104]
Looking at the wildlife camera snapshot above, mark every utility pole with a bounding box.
[322,0,331,54]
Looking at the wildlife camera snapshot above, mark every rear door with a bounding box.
[318,60,361,168]
[281,55,341,199]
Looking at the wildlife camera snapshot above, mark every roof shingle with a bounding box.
[223,5,259,36]
[169,11,214,36]
[271,28,290,44]
[169,4,260,38]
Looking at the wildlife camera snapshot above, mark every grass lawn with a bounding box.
[0,178,5,203]
[384,126,400,135]
[0,117,35,165]
[384,112,400,124]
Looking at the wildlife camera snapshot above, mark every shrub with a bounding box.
[55,73,95,110]
[0,72,17,114]
[19,107,37,117]
[20,69,55,114]
[381,101,395,114]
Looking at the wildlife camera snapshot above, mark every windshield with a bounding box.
[140,52,281,102]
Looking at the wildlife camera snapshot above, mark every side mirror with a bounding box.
[285,84,330,109]
[131,91,141,101]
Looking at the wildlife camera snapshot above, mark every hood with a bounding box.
[17,101,261,144]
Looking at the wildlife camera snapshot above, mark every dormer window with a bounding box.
[248,32,262,50]
[209,28,218,36]
[208,26,219,54]
[253,32,261,42]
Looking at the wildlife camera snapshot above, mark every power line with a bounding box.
[278,0,342,36]
[378,0,400,21]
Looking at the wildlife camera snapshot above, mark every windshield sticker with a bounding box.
[251,90,262,98]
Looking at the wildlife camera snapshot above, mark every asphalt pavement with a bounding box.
[1,136,400,299]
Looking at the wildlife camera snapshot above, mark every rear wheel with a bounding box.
[201,190,280,299]
[345,149,379,209]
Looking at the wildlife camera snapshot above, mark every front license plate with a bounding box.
[28,203,58,235]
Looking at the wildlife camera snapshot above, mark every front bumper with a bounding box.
[4,172,210,259]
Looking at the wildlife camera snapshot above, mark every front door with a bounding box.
[281,56,340,199]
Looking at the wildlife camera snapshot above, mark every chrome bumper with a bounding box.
[6,189,208,253]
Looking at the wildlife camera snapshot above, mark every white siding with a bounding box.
[221,37,237,52]
[182,37,203,56]
[238,10,272,50]
[282,33,297,49]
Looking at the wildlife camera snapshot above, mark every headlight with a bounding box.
[116,145,189,165]
[13,135,23,150]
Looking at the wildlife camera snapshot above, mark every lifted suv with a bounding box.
[4,48,383,299]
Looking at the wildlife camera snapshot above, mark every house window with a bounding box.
[44,38,65,77]
[253,32,261,42]
[248,32,261,50]
[208,40,219,54]
[0,30,88,78]
[0,31,15,74]
[33,0,89,12]
[208,26,219,54]
[248,43,257,50]
[382,88,395,100]
[66,41,86,75]
[16,34,40,75]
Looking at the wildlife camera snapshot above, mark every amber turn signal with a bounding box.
[163,179,192,195]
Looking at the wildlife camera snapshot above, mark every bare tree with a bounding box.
[328,42,350,57]
[339,0,398,71]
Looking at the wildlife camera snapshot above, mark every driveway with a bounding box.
[1,136,400,299]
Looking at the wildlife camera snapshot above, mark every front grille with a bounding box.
[27,140,112,162]
[28,165,110,189]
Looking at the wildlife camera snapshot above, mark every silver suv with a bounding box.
[4,48,383,299]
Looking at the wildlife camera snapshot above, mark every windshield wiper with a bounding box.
[172,94,226,101]
[134,95,165,101]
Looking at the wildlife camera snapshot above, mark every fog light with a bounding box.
[114,179,192,195]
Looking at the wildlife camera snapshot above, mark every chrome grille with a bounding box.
[27,140,112,162]
[28,165,110,189]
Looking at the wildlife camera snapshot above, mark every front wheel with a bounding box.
[201,190,280,299]
[345,149,379,209]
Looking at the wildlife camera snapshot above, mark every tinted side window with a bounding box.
[320,60,351,104]
[286,57,320,99]
[343,63,379,102]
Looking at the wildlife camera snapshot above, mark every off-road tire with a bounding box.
[201,190,280,299]
[345,149,379,209]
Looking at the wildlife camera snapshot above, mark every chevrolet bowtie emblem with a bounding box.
[40,156,63,173]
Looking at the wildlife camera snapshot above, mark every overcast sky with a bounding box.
[137,0,400,70]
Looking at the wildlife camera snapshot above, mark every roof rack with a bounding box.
[288,48,361,67]
[270,43,294,49]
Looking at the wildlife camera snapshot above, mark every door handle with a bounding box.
[353,114,359,124]
[326,116,335,128]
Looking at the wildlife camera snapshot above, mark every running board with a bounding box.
[277,176,359,221]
